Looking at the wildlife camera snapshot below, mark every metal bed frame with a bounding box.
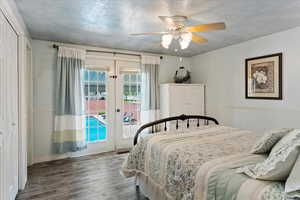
[133,114,219,145]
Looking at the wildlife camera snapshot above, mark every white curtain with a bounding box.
[141,55,161,131]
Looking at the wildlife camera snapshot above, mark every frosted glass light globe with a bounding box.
[179,32,192,49]
[161,34,173,49]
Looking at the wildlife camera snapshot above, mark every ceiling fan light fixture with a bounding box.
[179,39,190,49]
[131,16,225,51]
[161,34,173,49]
[179,32,192,49]
[181,32,192,42]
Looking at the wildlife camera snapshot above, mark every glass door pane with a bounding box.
[83,70,108,142]
[114,70,142,150]
[122,73,141,139]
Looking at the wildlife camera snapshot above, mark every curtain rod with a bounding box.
[53,44,163,59]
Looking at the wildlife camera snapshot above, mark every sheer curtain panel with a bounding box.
[141,55,161,131]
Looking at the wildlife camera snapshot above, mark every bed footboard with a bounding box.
[133,114,219,145]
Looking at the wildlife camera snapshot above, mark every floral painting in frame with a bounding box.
[245,53,282,100]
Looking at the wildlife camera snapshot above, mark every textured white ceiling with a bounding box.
[15,0,300,56]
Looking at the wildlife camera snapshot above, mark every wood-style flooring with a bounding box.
[16,152,148,200]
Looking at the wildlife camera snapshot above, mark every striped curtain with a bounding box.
[140,55,161,131]
[53,47,87,154]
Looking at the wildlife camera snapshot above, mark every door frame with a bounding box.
[18,35,32,190]
[24,41,34,166]
[73,57,141,155]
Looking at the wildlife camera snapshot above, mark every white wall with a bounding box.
[31,39,191,163]
[191,27,300,133]
[160,56,191,83]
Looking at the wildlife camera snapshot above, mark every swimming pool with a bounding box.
[85,116,107,142]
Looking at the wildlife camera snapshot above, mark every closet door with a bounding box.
[8,16,19,200]
[0,11,8,200]
[0,11,19,200]
[0,11,4,200]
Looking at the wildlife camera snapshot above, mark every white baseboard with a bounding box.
[33,150,117,164]
[33,153,69,164]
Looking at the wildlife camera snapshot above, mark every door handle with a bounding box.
[116,108,121,112]
[12,122,16,126]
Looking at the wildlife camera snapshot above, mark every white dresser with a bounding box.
[160,83,205,119]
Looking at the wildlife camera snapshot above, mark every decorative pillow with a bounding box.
[237,129,300,181]
[285,154,300,198]
[251,128,294,154]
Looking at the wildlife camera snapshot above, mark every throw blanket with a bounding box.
[122,125,289,200]
[195,153,288,200]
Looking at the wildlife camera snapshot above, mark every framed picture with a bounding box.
[245,53,282,100]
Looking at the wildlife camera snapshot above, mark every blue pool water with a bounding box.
[85,116,107,142]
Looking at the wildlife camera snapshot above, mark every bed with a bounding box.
[122,115,290,200]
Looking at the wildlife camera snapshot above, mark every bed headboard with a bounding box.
[133,114,219,145]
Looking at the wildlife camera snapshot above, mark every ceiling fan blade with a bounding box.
[192,34,208,43]
[187,22,225,32]
[130,31,169,36]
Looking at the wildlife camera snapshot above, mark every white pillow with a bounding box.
[285,154,300,198]
[238,129,300,181]
[251,128,294,154]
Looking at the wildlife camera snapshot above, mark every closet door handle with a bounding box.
[12,122,16,126]
[116,108,121,112]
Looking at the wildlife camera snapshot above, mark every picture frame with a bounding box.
[245,53,282,100]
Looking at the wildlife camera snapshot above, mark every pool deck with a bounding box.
[92,115,107,125]
[88,115,140,139]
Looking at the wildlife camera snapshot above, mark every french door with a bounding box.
[81,67,115,155]
[115,61,142,150]
[79,54,141,155]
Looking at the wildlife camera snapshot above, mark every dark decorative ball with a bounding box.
[174,66,191,83]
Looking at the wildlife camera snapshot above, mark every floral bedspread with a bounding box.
[122,125,288,200]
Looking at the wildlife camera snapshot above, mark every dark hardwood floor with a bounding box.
[16,152,148,200]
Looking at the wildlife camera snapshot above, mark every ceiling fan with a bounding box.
[130,15,225,50]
